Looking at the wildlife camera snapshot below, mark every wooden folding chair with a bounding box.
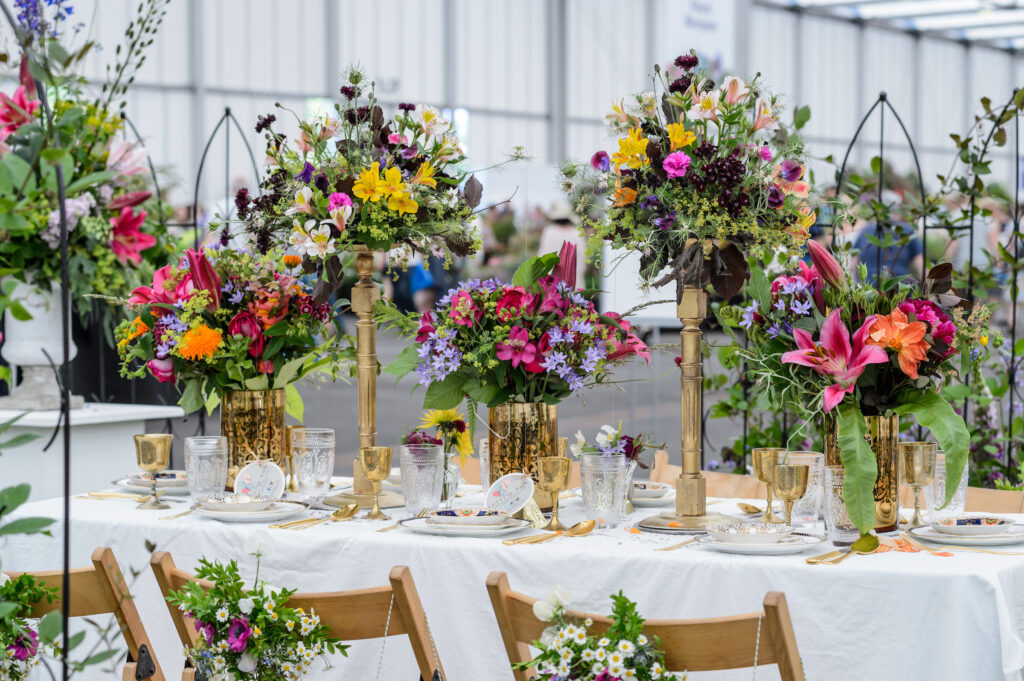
[151,553,444,680]
[5,547,165,681]
[966,486,1024,513]
[461,457,581,489]
[486,572,805,681]
[649,451,765,499]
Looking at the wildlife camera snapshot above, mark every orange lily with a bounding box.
[866,309,930,379]
[612,182,637,208]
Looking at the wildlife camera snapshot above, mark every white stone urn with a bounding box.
[0,279,84,410]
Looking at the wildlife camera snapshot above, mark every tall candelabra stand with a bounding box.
[351,245,380,493]
[639,286,738,532]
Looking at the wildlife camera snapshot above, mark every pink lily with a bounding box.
[496,326,537,368]
[751,98,778,133]
[106,141,147,176]
[0,85,39,136]
[551,241,577,289]
[186,247,222,309]
[806,239,846,288]
[128,264,176,305]
[110,208,156,265]
[781,310,887,412]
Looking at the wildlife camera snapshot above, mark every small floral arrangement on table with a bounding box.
[232,66,520,299]
[382,245,650,411]
[115,246,355,415]
[521,586,672,681]
[402,409,474,464]
[0,572,59,681]
[562,50,814,301]
[725,241,994,531]
[570,424,663,470]
[166,533,346,681]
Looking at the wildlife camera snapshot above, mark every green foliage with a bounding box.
[835,403,878,534]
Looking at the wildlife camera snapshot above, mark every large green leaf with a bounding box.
[747,263,771,314]
[383,344,420,378]
[511,253,559,288]
[423,373,468,410]
[271,354,309,389]
[179,380,204,414]
[0,484,31,517]
[836,402,878,533]
[0,516,54,536]
[285,383,304,423]
[891,389,970,506]
[37,611,62,644]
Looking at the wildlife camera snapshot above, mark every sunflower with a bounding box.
[419,409,473,463]
[177,324,223,361]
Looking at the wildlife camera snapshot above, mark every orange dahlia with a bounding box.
[177,325,223,361]
[866,309,930,379]
[126,316,149,341]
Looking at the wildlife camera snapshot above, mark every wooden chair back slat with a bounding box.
[462,457,581,489]
[151,554,444,681]
[6,547,165,681]
[486,572,804,681]
[649,451,765,499]
[966,486,1024,513]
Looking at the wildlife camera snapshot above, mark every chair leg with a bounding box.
[763,592,805,681]
[122,662,137,681]
[181,667,196,681]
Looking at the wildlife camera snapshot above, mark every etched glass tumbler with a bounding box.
[580,454,628,528]
[400,444,445,513]
[292,428,335,500]
[184,436,228,503]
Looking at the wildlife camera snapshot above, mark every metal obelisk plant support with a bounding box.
[351,246,379,492]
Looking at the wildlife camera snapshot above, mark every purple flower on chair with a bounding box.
[227,617,252,652]
[194,620,216,647]
[7,629,38,661]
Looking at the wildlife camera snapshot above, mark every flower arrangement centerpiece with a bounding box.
[520,587,671,681]
[570,424,663,470]
[0,573,59,681]
[166,534,346,680]
[383,245,649,489]
[729,241,990,533]
[116,246,354,477]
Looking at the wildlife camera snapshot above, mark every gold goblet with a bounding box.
[360,446,393,520]
[534,457,571,531]
[773,463,809,526]
[900,441,937,528]
[133,434,173,510]
[752,448,785,523]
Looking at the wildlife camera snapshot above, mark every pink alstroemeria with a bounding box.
[781,310,888,413]
[110,208,156,265]
[0,85,39,136]
[721,75,749,105]
[496,326,537,368]
[415,310,436,342]
[751,98,778,132]
[106,141,148,176]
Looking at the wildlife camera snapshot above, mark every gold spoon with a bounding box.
[806,550,843,565]
[523,519,597,545]
[825,535,880,565]
[736,502,763,514]
[291,504,359,530]
[159,508,194,521]
[269,504,357,530]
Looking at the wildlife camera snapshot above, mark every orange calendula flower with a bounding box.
[177,325,223,361]
[282,254,302,267]
[612,181,637,208]
[866,309,930,379]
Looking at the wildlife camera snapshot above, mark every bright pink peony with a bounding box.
[663,151,691,179]
[0,85,39,136]
[110,207,156,265]
[496,326,537,368]
[147,357,175,383]
[495,286,533,322]
[228,312,265,358]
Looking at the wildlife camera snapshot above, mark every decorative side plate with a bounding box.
[426,508,510,526]
[192,500,307,523]
[128,470,188,488]
[707,523,795,545]
[910,524,1024,547]
[234,461,285,500]
[399,517,531,538]
[632,481,671,499]
[113,478,190,496]
[931,515,1014,536]
[698,534,825,555]
[485,474,535,514]
[200,495,275,513]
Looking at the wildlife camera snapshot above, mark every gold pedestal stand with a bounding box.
[638,287,738,533]
[352,246,380,495]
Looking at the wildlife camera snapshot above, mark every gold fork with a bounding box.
[377,508,430,532]
[806,550,843,565]
[654,536,700,552]
[159,508,194,521]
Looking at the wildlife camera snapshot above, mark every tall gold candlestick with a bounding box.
[351,246,380,493]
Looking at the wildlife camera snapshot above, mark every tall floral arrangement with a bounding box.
[563,51,814,301]
[382,245,649,411]
[233,66,517,300]
[115,246,354,415]
[0,0,172,332]
[727,242,991,531]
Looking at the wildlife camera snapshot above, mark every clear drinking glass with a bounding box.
[183,436,228,503]
[478,439,490,490]
[824,466,860,546]
[292,428,335,499]
[400,444,445,513]
[924,452,969,521]
[440,453,461,509]
[783,451,824,528]
[580,454,628,528]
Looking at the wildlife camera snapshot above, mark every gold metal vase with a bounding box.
[220,388,287,487]
[488,402,558,510]
[824,411,900,533]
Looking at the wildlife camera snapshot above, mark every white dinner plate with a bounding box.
[698,534,826,555]
[632,481,672,499]
[127,470,189,488]
[632,492,676,508]
[113,478,191,496]
[192,500,307,523]
[399,517,532,537]
[909,524,1024,547]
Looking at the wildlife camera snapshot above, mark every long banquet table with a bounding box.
[5,488,1024,681]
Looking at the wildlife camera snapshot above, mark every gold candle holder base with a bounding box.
[637,510,741,532]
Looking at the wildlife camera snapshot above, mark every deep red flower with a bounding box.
[495,286,533,322]
[186,247,222,309]
[228,312,265,358]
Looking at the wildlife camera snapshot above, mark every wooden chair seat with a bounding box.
[461,456,581,489]
[649,450,766,499]
[487,572,805,681]
[151,553,444,680]
[5,547,165,681]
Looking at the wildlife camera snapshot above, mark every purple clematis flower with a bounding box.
[227,617,252,652]
[295,161,315,184]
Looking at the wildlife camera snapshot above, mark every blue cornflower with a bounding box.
[220,281,234,293]
[580,344,607,373]
[774,299,786,312]
[160,314,187,333]
[548,327,570,345]
[767,324,781,339]
[781,280,809,296]
[790,299,813,316]
[541,350,568,373]
[568,291,587,306]
[739,301,758,329]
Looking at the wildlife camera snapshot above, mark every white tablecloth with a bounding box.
[5,491,1024,681]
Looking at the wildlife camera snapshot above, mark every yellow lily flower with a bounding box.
[610,127,649,170]
[388,191,418,216]
[412,161,438,187]
[381,166,405,196]
[667,123,696,150]
[352,162,385,202]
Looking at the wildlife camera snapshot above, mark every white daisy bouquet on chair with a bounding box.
[165,534,347,681]
[518,587,673,681]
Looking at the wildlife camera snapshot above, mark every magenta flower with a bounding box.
[448,291,482,327]
[415,310,436,342]
[767,185,785,208]
[147,357,176,383]
[760,145,772,161]
[551,241,577,288]
[590,150,610,172]
[495,286,533,322]
[194,620,216,647]
[807,240,846,287]
[662,151,691,179]
[0,85,39,136]
[496,326,537,368]
[536,276,567,315]
[110,207,156,265]
[7,628,38,661]
[328,192,353,211]
[900,299,956,353]
[781,310,888,412]
[227,617,252,652]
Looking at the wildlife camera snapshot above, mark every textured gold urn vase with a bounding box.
[488,402,558,509]
[221,389,287,486]
[824,412,900,533]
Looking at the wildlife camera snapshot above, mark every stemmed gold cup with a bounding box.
[133,434,173,510]
[360,447,392,520]
[900,442,937,527]
[534,457,571,531]
[773,462,809,526]
[752,448,785,523]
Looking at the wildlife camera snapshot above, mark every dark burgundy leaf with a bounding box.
[709,243,748,300]
[463,175,483,209]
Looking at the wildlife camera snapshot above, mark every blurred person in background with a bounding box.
[849,191,923,283]
[538,200,586,284]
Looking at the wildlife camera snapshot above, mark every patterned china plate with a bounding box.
[399,517,532,538]
[909,524,1024,547]
[485,474,535,514]
[426,508,510,526]
[234,461,286,500]
[930,515,1014,536]
[632,481,672,499]
[127,470,189,488]
[191,500,307,523]
[698,534,825,555]
[113,478,191,496]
